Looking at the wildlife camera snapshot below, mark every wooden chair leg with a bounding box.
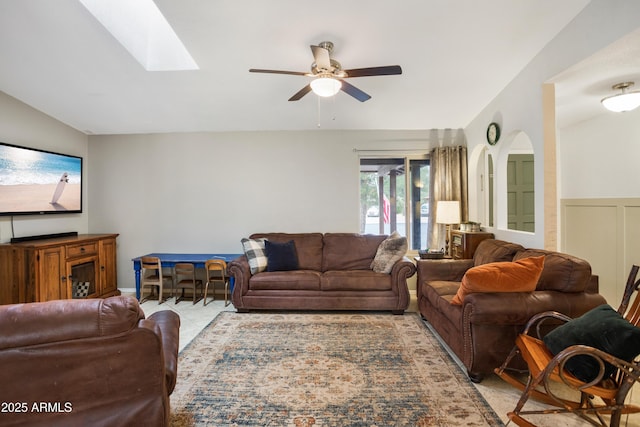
[203,282,209,306]
[192,282,197,304]
[224,281,229,307]
[507,411,538,427]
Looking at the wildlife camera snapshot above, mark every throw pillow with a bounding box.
[241,238,268,275]
[265,240,299,272]
[451,255,545,305]
[370,231,408,274]
[543,304,640,383]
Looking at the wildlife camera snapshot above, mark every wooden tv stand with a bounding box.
[0,234,119,305]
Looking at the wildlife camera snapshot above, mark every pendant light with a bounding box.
[601,82,640,112]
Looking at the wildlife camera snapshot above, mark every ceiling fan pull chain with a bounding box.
[331,94,336,121]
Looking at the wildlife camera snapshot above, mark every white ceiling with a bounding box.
[0,0,628,135]
[551,27,640,128]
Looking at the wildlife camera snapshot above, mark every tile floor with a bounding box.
[138,293,640,427]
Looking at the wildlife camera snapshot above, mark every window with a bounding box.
[359,156,430,250]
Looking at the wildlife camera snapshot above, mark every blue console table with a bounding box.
[131,253,242,300]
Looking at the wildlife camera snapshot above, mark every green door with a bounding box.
[507,154,534,232]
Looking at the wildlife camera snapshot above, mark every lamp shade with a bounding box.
[310,77,342,97]
[601,82,640,112]
[436,201,461,225]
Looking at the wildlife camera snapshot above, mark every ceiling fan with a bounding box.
[249,41,402,102]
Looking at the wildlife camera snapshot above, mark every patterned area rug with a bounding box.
[170,312,503,426]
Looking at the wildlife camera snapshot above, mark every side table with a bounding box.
[450,231,494,259]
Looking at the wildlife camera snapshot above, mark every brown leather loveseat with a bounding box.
[229,232,416,313]
[0,296,180,427]
[417,239,606,382]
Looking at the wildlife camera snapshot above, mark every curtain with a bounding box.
[427,146,468,250]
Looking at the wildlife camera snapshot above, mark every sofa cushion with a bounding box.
[370,231,408,274]
[241,238,268,274]
[543,304,640,382]
[473,239,525,266]
[251,233,323,271]
[322,233,387,271]
[265,240,299,272]
[451,256,544,305]
[249,270,321,291]
[321,270,391,291]
[419,280,463,325]
[513,249,591,292]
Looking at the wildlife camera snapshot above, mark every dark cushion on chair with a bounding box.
[265,240,299,272]
[543,304,640,382]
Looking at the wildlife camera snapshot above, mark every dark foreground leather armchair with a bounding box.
[0,296,180,427]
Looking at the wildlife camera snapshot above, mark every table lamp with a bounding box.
[436,200,461,256]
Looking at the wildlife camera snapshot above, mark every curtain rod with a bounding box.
[352,148,428,153]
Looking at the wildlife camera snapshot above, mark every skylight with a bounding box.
[79,0,198,71]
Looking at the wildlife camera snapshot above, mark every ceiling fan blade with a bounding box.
[310,45,331,71]
[340,80,371,102]
[249,68,308,76]
[288,84,312,101]
[344,65,402,78]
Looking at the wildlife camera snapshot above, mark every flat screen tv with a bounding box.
[0,142,83,216]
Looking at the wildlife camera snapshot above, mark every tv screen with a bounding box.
[0,142,83,216]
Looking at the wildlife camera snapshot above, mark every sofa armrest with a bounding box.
[391,256,417,278]
[143,310,181,394]
[462,290,608,325]
[228,255,251,308]
[389,257,416,309]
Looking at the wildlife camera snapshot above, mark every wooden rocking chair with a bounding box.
[495,265,640,427]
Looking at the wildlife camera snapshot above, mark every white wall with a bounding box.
[463,0,640,304]
[558,103,640,305]
[464,0,640,249]
[88,130,435,288]
[559,109,640,199]
[0,91,89,242]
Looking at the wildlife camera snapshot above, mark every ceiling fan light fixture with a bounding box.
[601,82,640,112]
[310,77,342,97]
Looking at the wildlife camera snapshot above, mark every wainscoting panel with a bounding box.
[561,198,640,306]
[625,206,640,284]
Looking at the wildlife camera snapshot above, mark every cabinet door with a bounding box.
[0,247,20,304]
[67,256,100,299]
[37,247,66,301]
[99,237,118,296]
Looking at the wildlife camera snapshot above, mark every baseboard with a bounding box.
[118,288,136,296]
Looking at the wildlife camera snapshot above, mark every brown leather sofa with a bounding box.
[229,232,416,313]
[417,239,607,382]
[0,296,180,427]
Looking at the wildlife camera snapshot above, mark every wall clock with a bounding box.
[486,122,500,145]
